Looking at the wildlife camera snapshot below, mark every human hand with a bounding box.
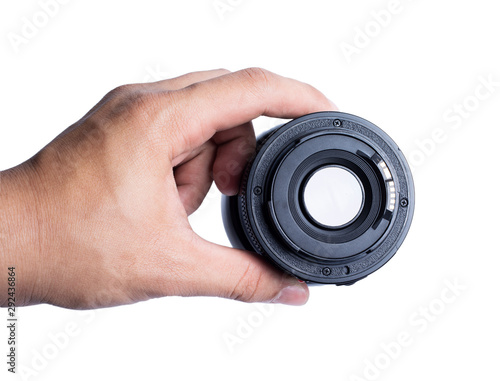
[0,68,337,309]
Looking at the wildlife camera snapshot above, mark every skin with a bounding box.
[0,68,337,310]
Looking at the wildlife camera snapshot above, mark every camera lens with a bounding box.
[222,112,414,285]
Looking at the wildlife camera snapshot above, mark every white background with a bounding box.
[1,0,499,380]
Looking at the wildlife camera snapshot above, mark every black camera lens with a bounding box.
[222,112,414,285]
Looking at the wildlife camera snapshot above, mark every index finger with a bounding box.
[162,67,337,157]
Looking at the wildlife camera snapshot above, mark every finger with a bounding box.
[79,69,231,126]
[151,69,231,91]
[162,67,337,158]
[212,121,256,195]
[171,143,205,167]
[174,141,216,215]
[183,237,309,305]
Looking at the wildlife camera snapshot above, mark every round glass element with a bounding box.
[303,166,364,227]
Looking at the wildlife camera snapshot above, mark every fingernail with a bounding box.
[270,285,309,306]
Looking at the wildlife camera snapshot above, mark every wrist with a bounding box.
[0,160,49,306]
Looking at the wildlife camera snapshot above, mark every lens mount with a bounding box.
[222,112,414,285]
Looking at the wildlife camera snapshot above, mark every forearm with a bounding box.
[0,162,45,307]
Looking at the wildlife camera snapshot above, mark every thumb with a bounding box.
[187,238,309,305]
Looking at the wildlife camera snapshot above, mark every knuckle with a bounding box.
[131,91,158,115]
[215,68,231,75]
[229,261,264,302]
[239,67,274,95]
[106,85,161,123]
[92,84,173,149]
[108,83,137,98]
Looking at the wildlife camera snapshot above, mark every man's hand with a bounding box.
[0,68,337,309]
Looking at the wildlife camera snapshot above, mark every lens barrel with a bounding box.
[222,112,414,285]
